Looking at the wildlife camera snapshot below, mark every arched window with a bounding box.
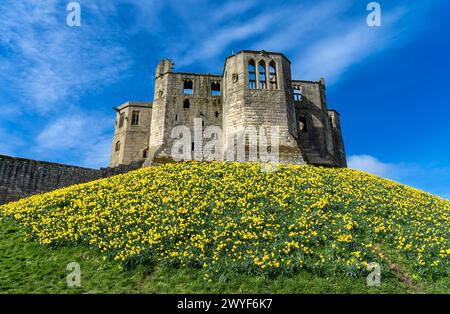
[131,111,140,125]
[269,61,277,89]
[248,60,256,89]
[183,80,193,94]
[183,99,190,109]
[258,61,266,89]
[143,148,148,158]
[293,86,302,101]
[115,141,121,152]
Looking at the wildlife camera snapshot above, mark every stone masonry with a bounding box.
[0,155,143,205]
[110,50,347,167]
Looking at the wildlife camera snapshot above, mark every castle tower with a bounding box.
[222,50,305,164]
[144,59,223,165]
[109,101,152,167]
[145,59,174,163]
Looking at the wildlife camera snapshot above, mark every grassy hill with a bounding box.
[0,161,449,293]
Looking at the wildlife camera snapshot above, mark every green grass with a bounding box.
[1,218,447,294]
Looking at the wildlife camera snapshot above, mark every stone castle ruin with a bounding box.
[110,50,346,168]
[0,50,347,205]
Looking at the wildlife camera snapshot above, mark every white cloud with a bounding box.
[348,154,393,177]
[37,116,87,150]
[348,154,450,200]
[34,112,112,168]
[212,1,258,23]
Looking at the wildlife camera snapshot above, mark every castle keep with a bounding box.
[109,50,346,167]
[0,50,347,205]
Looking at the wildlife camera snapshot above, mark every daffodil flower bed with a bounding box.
[0,162,449,279]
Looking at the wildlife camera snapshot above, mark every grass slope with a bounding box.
[0,162,449,293]
[0,218,412,293]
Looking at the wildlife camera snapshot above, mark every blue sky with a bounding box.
[0,0,449,199]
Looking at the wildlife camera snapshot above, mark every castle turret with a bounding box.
[109,101,152,167]
[222,50,305,164]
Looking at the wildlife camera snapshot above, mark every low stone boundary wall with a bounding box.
[0,155,143,205]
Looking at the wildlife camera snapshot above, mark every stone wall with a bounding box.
[147,64,223,164]
[223,51,304,164]
[0,155,143,205]
[110,101,152,167]
[111,50,347,168]
[292,79,346,166]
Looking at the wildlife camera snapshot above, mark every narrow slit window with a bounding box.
[215,111,219,118]
[211,82,221,96]
[293,86,302,101]
[329,116,334,128]
[258,61,266,89]
[183,99,190,109]
[183,80,193,95]
[269,61,277,89]
[115,141,121,152]
[299,116,308,132]
[131,111,140,125]
[248,60,256,89]
[143,148,148,158]
[118,112,125,128]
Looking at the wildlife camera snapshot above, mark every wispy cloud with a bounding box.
[129,0,436,85]
[297,5,408,82]
[34,111,112,168]
[176,11,275,67]
[0,0,133,114]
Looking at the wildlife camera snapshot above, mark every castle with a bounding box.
[109,50,346,168]
[0,50,347,205]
